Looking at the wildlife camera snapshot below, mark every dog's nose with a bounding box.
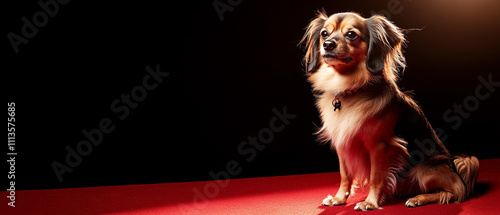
[323,40,337,51]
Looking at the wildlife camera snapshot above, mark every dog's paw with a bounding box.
[321,194,346,206]
[354,201,380,211]
[406,196,423,208]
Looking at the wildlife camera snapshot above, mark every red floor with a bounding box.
[2,159,499,215]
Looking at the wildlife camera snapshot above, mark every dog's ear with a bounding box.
[366,15,405,74]
[299,10,328,73]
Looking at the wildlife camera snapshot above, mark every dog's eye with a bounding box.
[321,30,329,38]
[345,31,358,41]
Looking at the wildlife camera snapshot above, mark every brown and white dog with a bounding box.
[300,11,479,211]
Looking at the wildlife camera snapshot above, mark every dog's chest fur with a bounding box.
[315,84,396,148]
[315,87,400,182]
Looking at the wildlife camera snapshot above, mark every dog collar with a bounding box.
[331,83,372,111]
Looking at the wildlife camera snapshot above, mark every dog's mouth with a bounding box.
[323,54,353,64]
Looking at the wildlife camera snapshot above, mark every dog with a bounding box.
[300,11,479,211]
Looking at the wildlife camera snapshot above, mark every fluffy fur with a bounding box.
[300,11,479,211]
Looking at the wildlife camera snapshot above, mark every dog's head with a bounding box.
[300,11,406,80]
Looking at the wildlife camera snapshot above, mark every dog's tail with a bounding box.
[453,155,480,200]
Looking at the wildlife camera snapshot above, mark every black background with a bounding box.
[4,0,500,190]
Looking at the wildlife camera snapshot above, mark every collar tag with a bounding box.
[332,96,341,111]
[329,82,375,111]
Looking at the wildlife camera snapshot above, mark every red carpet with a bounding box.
[2,159,499,215]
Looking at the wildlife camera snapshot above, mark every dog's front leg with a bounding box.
[354,143,386,211]
[322,153,352,206]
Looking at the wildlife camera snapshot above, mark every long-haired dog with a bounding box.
[300,11,479,211]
